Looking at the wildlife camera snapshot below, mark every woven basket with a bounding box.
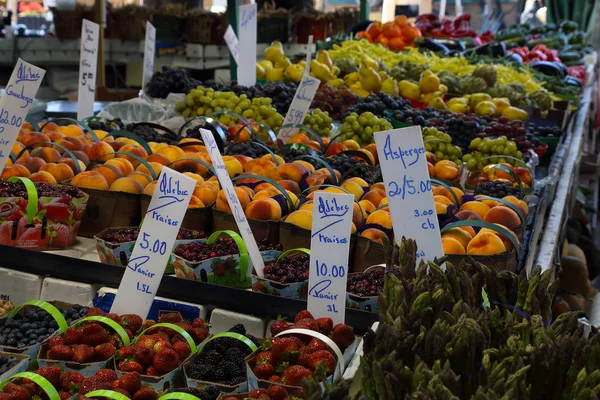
[184,12,225,44]
[111,6,151,41]
[51,8,95,39]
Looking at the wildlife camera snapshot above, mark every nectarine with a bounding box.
[466,231,506,256]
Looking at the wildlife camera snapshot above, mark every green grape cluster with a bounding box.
[462,136,523,170]
[422,127,462,164]
[339,112,392,146]
[302,109,333,137]
[175,86,284,130]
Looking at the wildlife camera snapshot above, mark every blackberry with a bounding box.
[474,181,521,198]
[224,141,270,158]
[221,361,241,379]
[176,388,203,397]
[211,368,226,383]
[199,386,220,400]
[187,363,211,380]
[329,153,374,184]
[126,123,179,145]
[145,65,201,99]
[228,324,246,335]
[199,350,221,366]
[223,347,243,361]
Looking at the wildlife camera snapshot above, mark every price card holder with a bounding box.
[373,127,444,263]
[142,22,156,89]
[307,192,354,325]
[305,35,313,74]
[278,74,320,144]
[199,128,266,277]
[110,167,195,318]
[237,3,257,86]
[224,25,239,64]
[0,59,45,172]
[77,19,99,121]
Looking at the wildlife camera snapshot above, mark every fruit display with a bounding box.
[339,112,393,146]
[0,301,15,317]
[145,66,201,99]
[355,16,423,51]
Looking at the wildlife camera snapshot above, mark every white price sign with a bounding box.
[199,128,266,276]
[307,192,353,324]
[237,3,257,86]
[77,19,99,121]
[0,59,45,172]
[224,25,239,64]
[142,22,156,89]
[278,74,319,143]
[110,167,195,318]
[374,126,444,263]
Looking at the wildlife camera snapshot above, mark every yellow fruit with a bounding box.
[381,78,399,95]
[265,68,284,81]
[398,80,421,100]
[359,63,382,92]
[429,97,447,110]
[502,106,529,121]
[475,101,496,117]
[258,60,274,70]
[256,64,266,79]
[448,103,468,114]
[275,57,292,69]
[264,41,284,62]
[492,98,510,116]
[327,78,344,88]
[468,93,492,110]
[344,72,360,86]
[447,97,468,107]
[418,70,440,93]
[285,64,304,83]
[316,50,333,68]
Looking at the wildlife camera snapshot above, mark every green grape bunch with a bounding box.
[339,112,392,146]
[422,127,462,165]
[462,136,523,171]
[302,109,333,137]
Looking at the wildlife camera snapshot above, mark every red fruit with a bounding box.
[20,383,38,396]
[143,320,156,330]
[116,372,142,395]
[64,327,83,345]
[118,345,135,359]
[270,320,290,336]
[152,348,180,374]
[152,340,172,354]
[48,335,65,348]
[151,333,169,342]
[223,397,238,400]
[73,344,94,363]
[49,224,70,248]
[86,308,107,317]
[45,202,71,221]
[106,313,123,325]
[79,377,111,395]
[35,366,62,387]
[270,337,300,361]
[124,328,134,341]
[112,388,133,399]
[307,338,329,354]
[268,375,281,383]
[283,365,313,386]
[297,351,311,368]
[3,383,30,400]
[293,318,319,332]
[94,343,116,361]
[189,327,209,343]
[170,334,186,345]
[248,389,269,399]
[158,313,182,324]
[121,314,143,333]
[316,318,333,335]
[294,310,314,323]
[256,351,274,365]
[120,361,144,374]
[48,344,73,360]
[307,350,336,374]
[95,369,118,383]
[145,366,157,376]
[175,321,192,333]
[253,363,275,379]
[131,344,154,367]
[136,336,157,351]
[81,323,110,346]
[331,323,355,349]
[172,341,191,360]
[267,385,288,400]
[191,318,206,329]
[59,371,85,393]
[132,387,158,400]
[60,391,71,400]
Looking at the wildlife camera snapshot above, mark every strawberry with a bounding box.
[293,318,319,332]
[132,387,158,400]
[271,337,300,362]
[35,366,61,387]
[106,313,123,325]
[116,372,142,395]
[145,366,157,376]
[331,323,354,349]
[86,308,107,317]
[152,340,172,354]
[267,385,288,400]
[158,313,182,324]
[316,318,333,335]
[151,333,169,342]
[48,335,65,348]
[297,351,311,368]
[94,343,116,361]
[189,327,209,343]
[136,336,156,351]
[253,363,275,379]
[120,361,144,374]
[59,391,71,400]
[175,321,192,333]
[48,344,73,360]
[248,389,269,399]
[81,323,110,346]
[131,344,154,366]
[3,383,29,400]
[270,319,290,336]
[223,397,239,400]
[59,371,85,393]
[268,375,281,383]
[20,383,38,396]
[152,348,180,374]
[124,328,134,341]
[172,341,191,360]
[45,201,71,221]
[111,388,133,399]
[79,377,111,395]
[294,310,314,323]
[306,338,328,354]
[72,344,94,363]
[64,327,83,345]
[49,224,70,248]
[191,318,206,329]
[283,365,313,386]
[121,314,143,333]
[118,345,135,359]
[143,320,156,330]
[95,369,118,383]
[169,334,185,345]
[307,350,336,374]
[256,351,274,365]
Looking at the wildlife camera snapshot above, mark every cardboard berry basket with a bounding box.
[251,248,310,299]
[85,389,130,400]
[0,300,69,369]
[184,332,258,394]
[94,226,207,274]
[172,230,280,289]
[0,177,88,249]
[0,371,60,400]
[0,352,30,380]
[246,329,348,392]
[38,316,131,377]
[345,264,384,313]
[115,323,197,392]
[352,236,387,274]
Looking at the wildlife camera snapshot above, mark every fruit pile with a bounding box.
[355,16,423,51]
[0,354,21,374]
[347,267,384,297]
[311,85,359,120]
[302,110,333,138]
[339,112,393,146]
[422,126,463,165]
[474,180,522,198]
[126,124,179,146]
[79,369,160,399]
[464,136,523,170]
[223,386,303,400]
[97,227,205,244]
[0,307,64,349]
[173,239,282,262]
[145,66,201,99]
[263,253,310,284]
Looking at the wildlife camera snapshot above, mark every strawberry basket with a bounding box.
[251,248,310,299]
[0,371,60,400]
[345,264,384,313]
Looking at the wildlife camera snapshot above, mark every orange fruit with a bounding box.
[375,34,389,46]
[366,22,382,39]
[402,25,422,41]
[394,15,409,27]
[382,22,402,38]
[356,31,368,39]
[388,37,408,51]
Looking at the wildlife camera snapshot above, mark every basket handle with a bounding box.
[8,300,68,333]
[7,177,39,226]
[86,390,130,400]
[196,332,257,354]
[133,323,196,352]
[441,220,520,257]
[75,316,131,345]
[207,230,249,283]
[0,372,60,400]
[277,248,310,260]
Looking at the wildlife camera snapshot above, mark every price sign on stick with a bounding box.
[77,19,99,121]
[307,192,354,324]
[200,128,266,277]
[110,167,195,318]
[374,126,444,263]
[142,22,156,89]
[278,74,319,143]
[224,25,239,64]
[237,3,257,86]
[305,35,313,74]
[0,59,45,172]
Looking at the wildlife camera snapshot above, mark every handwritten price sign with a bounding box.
[374,126,444,263]
[0,59,45,172]
[278,74,320,143]
[224,25,239,64]
[110,167,195,318]
[142,22,156,90]
[307,192,354,324]
[237,3,257,86]
[77,19,99,120]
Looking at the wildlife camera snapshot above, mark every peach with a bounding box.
[230,154,252,167]
[109,141,126,152]
[216,187,251,213]
[156,146,185,163]
[364,144,379,163]
[483,206,522,231]
[55,124,84,138]
[455,210,482,221]
[5,159,12,167]
[238,186,256,199]
[246,198,283,221]
[353,202,367,227]
[277,180,301,196]
[277,163,309,184]
[502,195,528,217]
[136,162,163,178]
[206,176,221,190]
[433,195,453,207]
[365,209,392,230]
[306,187,345,201]
[59,158,86,175]
[284,210,312,230]
[21,132,50,148]
[11,142,27,159]
[475,195,500,208]
[359,199,376,214]
[56,136,83,152]
[110,177,144,194]
[459,201,490,220]
[45,131,65,142]
[262,154,285,165]
[244,159,278,180]
[361,190,385,207]
[92,164,123,186]
[0,164,30,180]
[127,172,153,187]
[480,224,520,251]
[346,177,370,188]
[94,130,112,141]
[250,188,277,201]
[315,168,341,184]
[117,144,149,166]
[144,181,157,196]
[170,155,210,176]
[371,182,385,193]
[188,196,206,209]
[254,182,277,193]
[341,139,360,150]
[300,201,314,212]
[16,155,46,173]
[441,228,472,249]
[183,172,205,184]
[442,237,466,254]
[434,160,460,181]
[30,147,61,163]
[293,160,315,174]
[105,159,133,176]
[71,171,109,190]
[40,163,74,182]
[516,167,532,187]
[304,174,326,191]
[83,141,115,162]
[145,154,171,166]
[71,151,90,166]
[427,162,435,177]
[359,228,388,244]
[341,180,366,201]
[435,202,448,215]
[378,197,389,211]
[193,183,219,205]
[433,186,464,206]
[459,225,476,238]
[467,231,507,256]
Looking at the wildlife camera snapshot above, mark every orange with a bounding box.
[388,37,408,52]
[402,25,422,41]
[356,31,368,39]
[366,22,382,39]
[375,34,389,46]
[394,15,409,27]
[382,22,402,38]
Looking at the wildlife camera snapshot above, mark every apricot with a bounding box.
[105,159,134,176]
[244,158,278,180]
[188,196,205,209]
[284,209,312,230]
[293,160,315,174]
[143,181,157,196]
[483,206,522,231]
[441,228,472,249]
[459,201,490,220]
[71,171,109,190]
[277,163,309,184]
[262,154,285,166]
[254,182,277,193]
[40,163,74,182]
[56,136,84,152]
[110,177,144,194]
[93,164,124,186]
[83,141,115,162]
[117,144,149,166]
[502,195,528,217]
[30,147,62,163]
[365,209,392,230]
[434,160,460,181]
[16,156,46,173]
[216,187,251,213]
[475,195,500,208]
[206,176,221,190]
[359,228,388,243]
[109,141,126,152]
[277,180,301,196]
[455,210,482,221]
[46,131,65,142]
[480,224,520,251]
[467,231,507,256]
[238,185,256,199]
[41,121,59,133]
[315,168,341,183]
[361,190,385,207]
[353,202,367,228]
[136,162,163,178]
[11,142,27,159]
[146,154,171,166]
[156,146,185,163]
[1,164,30,180]
[246,198,282,221]
[55,124,83,137]
[459,225,476,238]
[183,172,205,184]
[442,237,466,255]
[359,199,376,214]
[59,158,86,175]
[433,186,464,206]
[170,154,210,176]
[434,202,448,215]
[94,130,112,141]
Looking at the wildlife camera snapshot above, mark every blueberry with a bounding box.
[6,338,15,346]
[30,323,38,330]
[47,328,55,334]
